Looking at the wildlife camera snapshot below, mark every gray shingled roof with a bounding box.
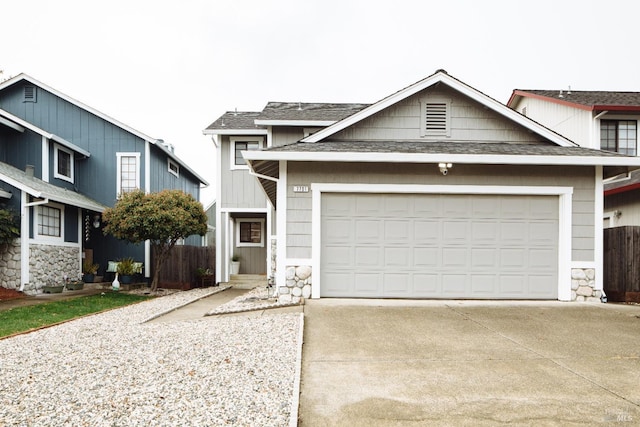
[205,112,266,131]
[0,162,106,211]
[264,141,626,157]
[604,169,640,192]
[517,90,640,108]
[256,102,370,122]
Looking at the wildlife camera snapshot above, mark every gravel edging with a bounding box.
[0,287,302,426]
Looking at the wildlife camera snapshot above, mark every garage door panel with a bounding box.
[323,246,353,267]
[385,220,411,241]
[385,247,410,267]
[413,274,439,293]
[442,275,467,294]
[442,248,468,267]
[471,248,496,268]
[321,193,558,299]
[355,220,382,241]
[384,274,410,293]
[414,221,440,242]
[443,221,469,241]
[413,248,439,267]
[471,275,498,294]
[354,246,381,266]
[354,273,381,293]
[323,219,352,241]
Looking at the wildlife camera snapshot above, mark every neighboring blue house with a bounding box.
[0,74,208,294]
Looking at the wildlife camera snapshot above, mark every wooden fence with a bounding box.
[603,226,640,302]
[152,245,216,290]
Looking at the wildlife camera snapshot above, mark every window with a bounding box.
[601,120,637,155]
[34,203,64,242]
[420,98,451,137]
[168,159,179,177]
[23,85,37,103]
[54,144,74,183]
[116,152,140,196]
[236,218,264,247]
[230,137,264,170]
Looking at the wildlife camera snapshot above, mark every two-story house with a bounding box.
[0,74,208,294]
[205,70,640,302]
[507,90,640,227]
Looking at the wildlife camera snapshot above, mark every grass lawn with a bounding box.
[0,292,151,338]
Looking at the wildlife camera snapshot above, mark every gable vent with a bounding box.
[420,98,450,137]
[23,85,37,103]
[425,103,447,131]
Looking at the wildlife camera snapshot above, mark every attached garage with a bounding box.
[320,192,559,299]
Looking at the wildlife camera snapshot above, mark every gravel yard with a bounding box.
[0,288,302,426]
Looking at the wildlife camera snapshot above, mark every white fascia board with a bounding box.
[0,108,91,156]
[0,115,24,132]
[244,150,640,167]
[203,128,268,136]
[39,191,106,212]
[301,72,575,148]
[254,119,335,127]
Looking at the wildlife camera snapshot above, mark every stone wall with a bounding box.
[0,239,21,292]
[278,265,311,304]
[571,268,601,302]
[28,244,81,295]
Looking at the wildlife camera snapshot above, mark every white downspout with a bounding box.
[144,141,151,279]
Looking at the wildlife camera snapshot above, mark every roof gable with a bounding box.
[302,70,576,147]
[0,73,207,184]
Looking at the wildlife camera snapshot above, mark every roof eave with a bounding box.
[254,119,335,126]
[202,128,268,136]
[244,150,640,167]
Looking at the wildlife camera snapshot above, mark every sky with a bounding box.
[2,0,640,205]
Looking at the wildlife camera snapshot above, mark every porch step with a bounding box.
[228,274,267,289]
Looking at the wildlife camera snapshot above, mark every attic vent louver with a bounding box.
[23,85,36,103]
[420,99,450,137]
[425,103,447,131]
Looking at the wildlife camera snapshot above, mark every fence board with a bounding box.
[152,246,216,290]
[604,226,640,302]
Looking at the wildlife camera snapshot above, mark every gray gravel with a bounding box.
[0,288,302,426]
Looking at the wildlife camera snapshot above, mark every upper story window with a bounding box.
[116,152,140,197]
[420,98,451,137]
[230,137,264,170]
[34,202,64,243]
[601,120,637,155]
[54,144,74,183]
[168,159,179,177]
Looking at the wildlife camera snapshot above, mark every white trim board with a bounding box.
[311,183,573,301]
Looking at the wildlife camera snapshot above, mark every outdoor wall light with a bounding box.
[93,214,101,228]
[438,162,453,176]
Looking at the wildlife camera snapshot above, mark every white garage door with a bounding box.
[321,193,558,299]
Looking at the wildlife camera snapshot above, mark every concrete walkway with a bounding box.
[298,299,640,426]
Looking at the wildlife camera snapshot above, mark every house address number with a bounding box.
[293,185,309,193]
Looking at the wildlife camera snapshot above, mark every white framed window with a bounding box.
[168,158,179,177]
[420,98,451,137]
[116,152,140,197]
[230,137,264,170]
[54,144,74,183]
[34,202,64,243]
[236,218,264,247]
[601,120,637,155]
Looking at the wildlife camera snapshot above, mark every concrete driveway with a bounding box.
[298,300,640,426]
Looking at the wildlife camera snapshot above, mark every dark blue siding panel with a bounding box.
[64,206,78,243]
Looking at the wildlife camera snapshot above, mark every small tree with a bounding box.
[102,189,208,291]
[0,208,19,247]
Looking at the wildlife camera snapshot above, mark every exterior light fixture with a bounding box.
[93,214,101,228]
[438,162,453,176]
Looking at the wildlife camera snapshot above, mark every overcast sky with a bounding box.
[2,0,639,205]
